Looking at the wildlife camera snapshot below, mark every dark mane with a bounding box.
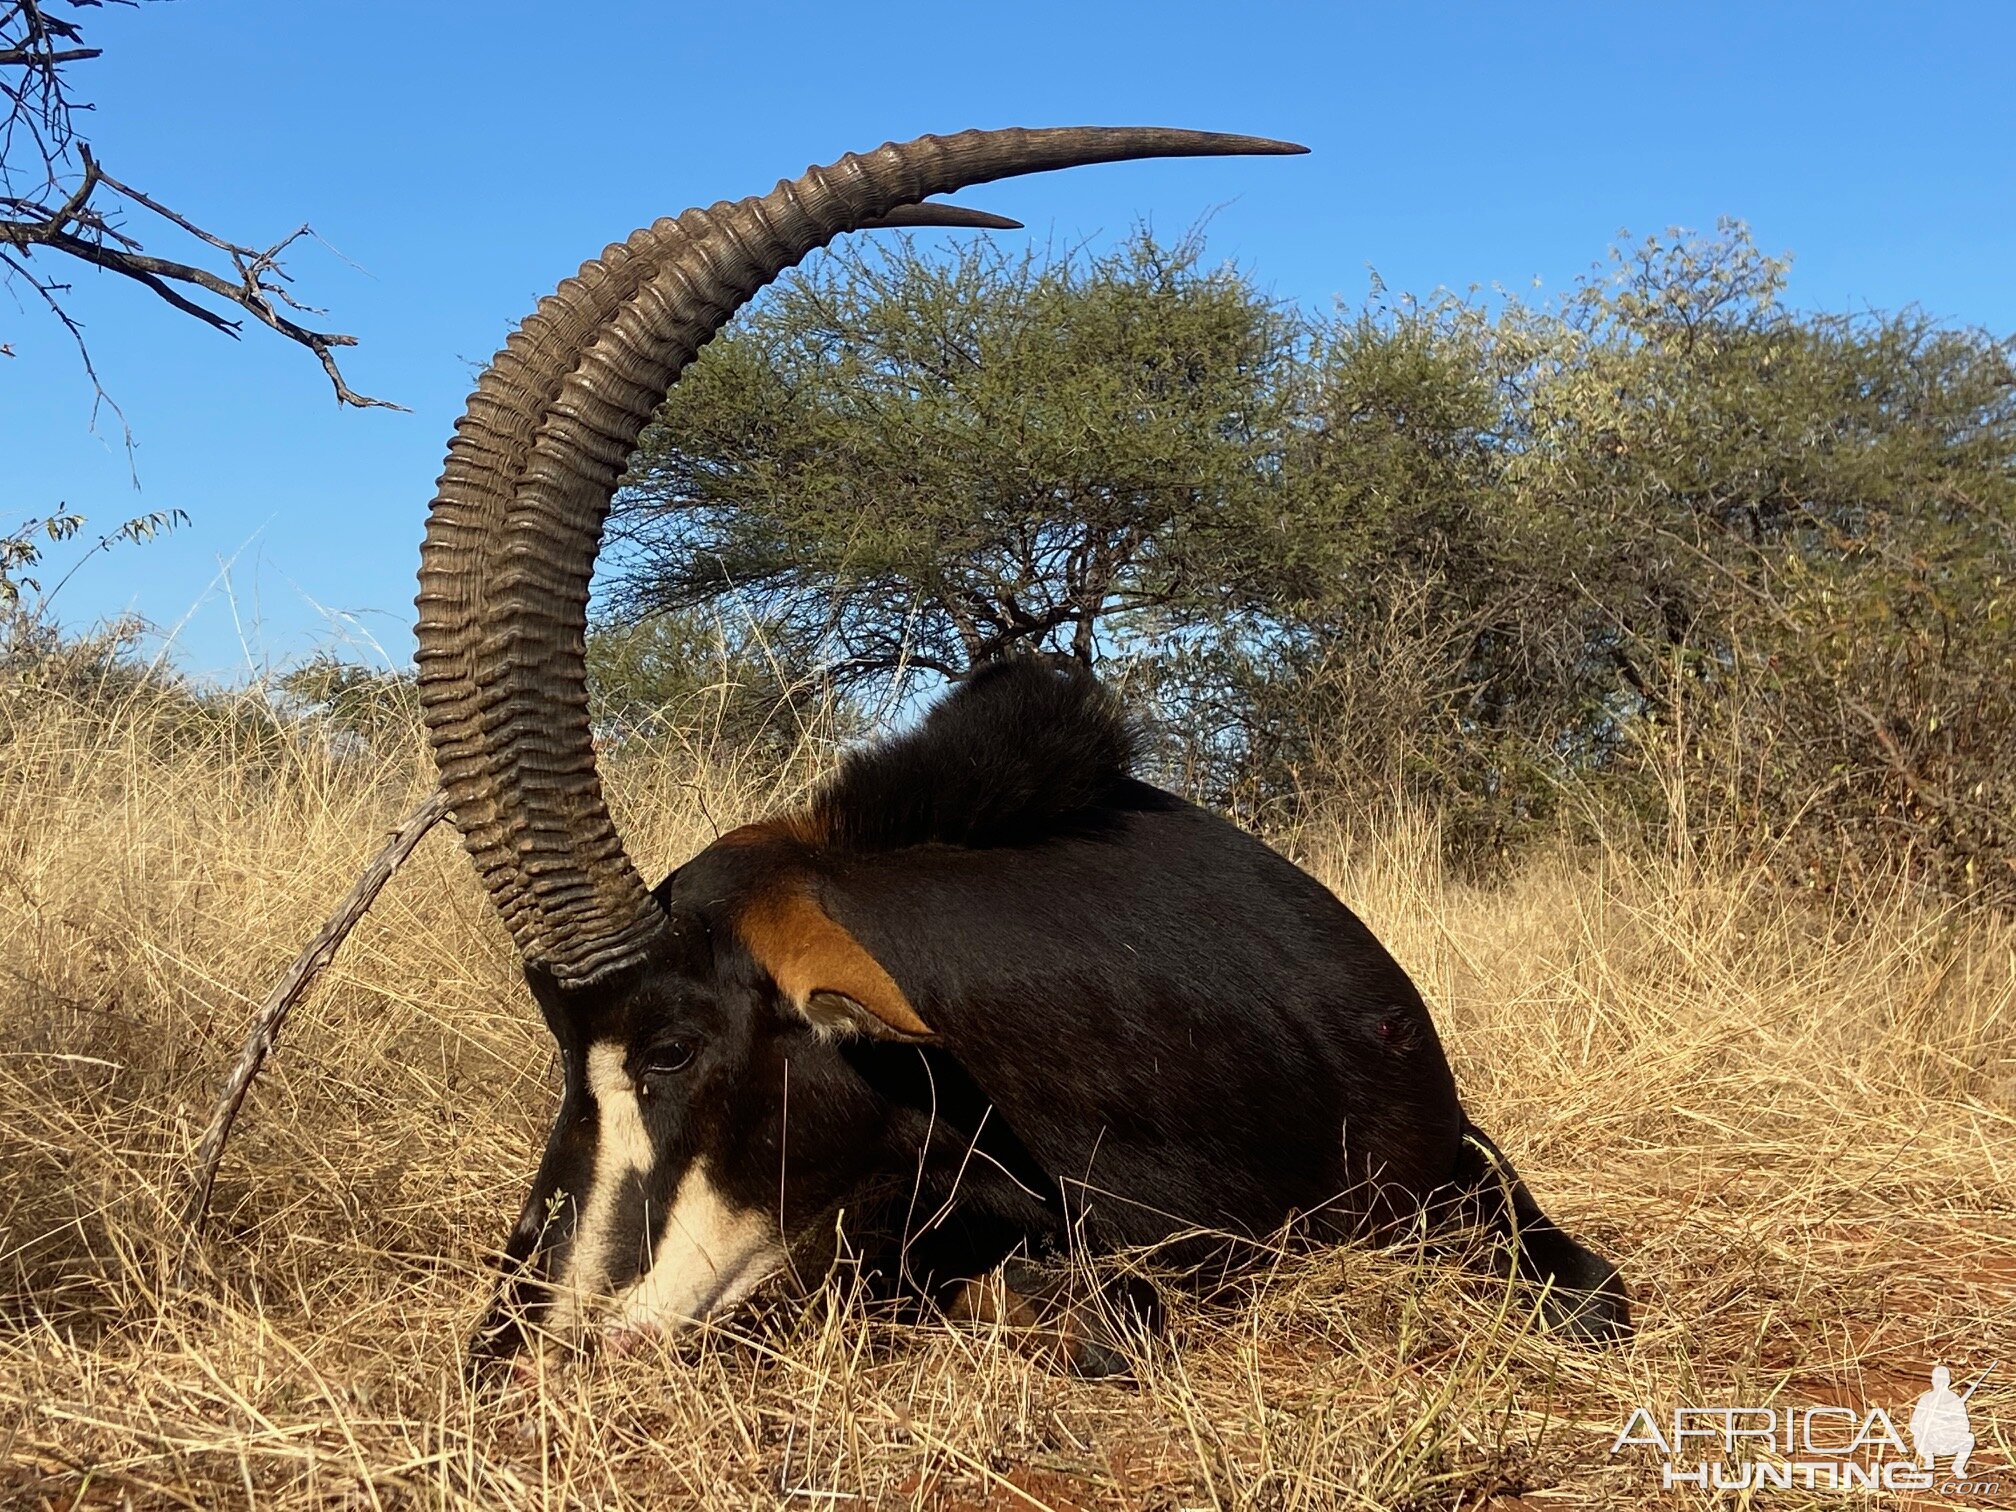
[803,658,1140,852]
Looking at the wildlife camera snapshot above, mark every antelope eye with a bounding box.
[641,1039,698,1079]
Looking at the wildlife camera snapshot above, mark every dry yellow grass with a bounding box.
[1,674,2011,1510]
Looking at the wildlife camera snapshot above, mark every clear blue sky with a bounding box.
[7,0,2012,679]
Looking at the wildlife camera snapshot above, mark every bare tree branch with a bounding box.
[2,1,400,411]
[178,789,449,1275]
[3,237,129,445]
[0,45,98,67]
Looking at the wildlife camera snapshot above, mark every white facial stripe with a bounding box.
[610,1164,785,1333]
[555,1041,655,1319]
[586,1041,654,1173]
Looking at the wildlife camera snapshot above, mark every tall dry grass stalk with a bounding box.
[0,673,2010,1509]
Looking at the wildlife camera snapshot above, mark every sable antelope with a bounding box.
[414,127,1630,1368]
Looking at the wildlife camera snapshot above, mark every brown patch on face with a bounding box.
[736,885,933,1039]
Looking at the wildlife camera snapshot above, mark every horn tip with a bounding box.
[1162,129,1308,157]
[856,203,1025,233]
[1232,134,1310,156]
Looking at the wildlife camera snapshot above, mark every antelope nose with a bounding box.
[603,1319,665,1357]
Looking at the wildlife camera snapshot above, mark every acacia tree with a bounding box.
[608,228,1306,684]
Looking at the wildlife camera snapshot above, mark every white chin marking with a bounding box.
[609,1164,785,1335]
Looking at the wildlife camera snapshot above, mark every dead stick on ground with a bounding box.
[179,789,451,1271]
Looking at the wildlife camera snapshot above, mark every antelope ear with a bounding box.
[737,887,933,1041]
[803,989,930,1042]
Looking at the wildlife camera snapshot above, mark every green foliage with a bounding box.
[1,606,150,702]
[0,511,83,607]
[0,507,186,608]
[611,228,1304,679]
[0,606,300,772]
[276,655,420,749]
[467,223,2016,909]
[1496,225,2016,895]
[584,611,855,758]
